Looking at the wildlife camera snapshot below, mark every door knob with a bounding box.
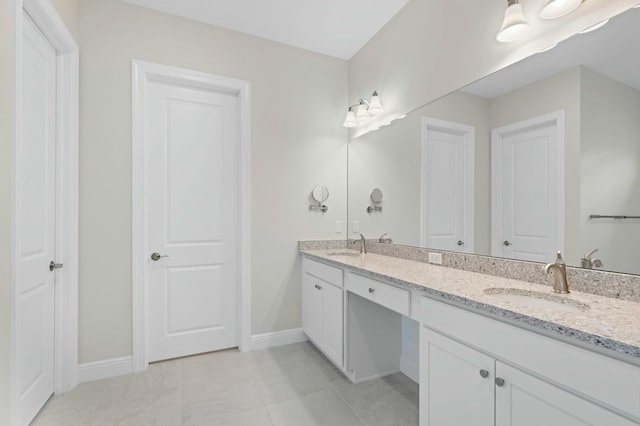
[49,261,63,271]
[457,240,464,246]
[150,252,169,261]
[503,240,511,247]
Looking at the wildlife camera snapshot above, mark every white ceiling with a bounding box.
[122,0,411,60]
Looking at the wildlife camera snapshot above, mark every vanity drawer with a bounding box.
[302,257,343,287]
[346,272,410,316]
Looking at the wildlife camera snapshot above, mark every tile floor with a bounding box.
[32,342,419,425]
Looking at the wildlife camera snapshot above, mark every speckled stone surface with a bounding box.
[351,241,640,303]
[300,247,640,365]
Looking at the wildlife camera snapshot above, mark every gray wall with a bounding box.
[76,0,348,363]
[580,68,640,274]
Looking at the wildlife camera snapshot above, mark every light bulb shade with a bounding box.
[497,1,530,42]
[355,103,370,122]
[368,92,383,115]
[342,109,357,128]
[540,0,582,19]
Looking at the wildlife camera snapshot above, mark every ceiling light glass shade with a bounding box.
[540,0,582,19]
[368,91,383,115]
[497,1,530,43]
[342,109,358,128]
[355,103,371,122]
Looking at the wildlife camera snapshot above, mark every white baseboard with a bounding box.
[79,356,133,383]
[400,355,419,383]
[250,328,308,351]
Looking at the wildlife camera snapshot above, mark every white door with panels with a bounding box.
[145,78,240,362]
[421,117,475,253]
[17,12,59,425]
[492,112,564,263]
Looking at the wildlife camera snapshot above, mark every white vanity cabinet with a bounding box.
[301,257,344,367]
[420,297,640,426]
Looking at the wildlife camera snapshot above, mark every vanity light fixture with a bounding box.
[540,0,583,20]
[342,91,384,128]
[497,0,530,43]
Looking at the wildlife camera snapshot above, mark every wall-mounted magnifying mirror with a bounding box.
[310,185,329,213]
[367,188,383,213]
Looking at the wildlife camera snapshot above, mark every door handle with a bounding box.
[49,261,63,271]
[457,240,464,246]
[503,240,511,247]
[150,252,169,261]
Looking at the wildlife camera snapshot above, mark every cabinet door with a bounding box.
[420,328,494,426]
[495,361,637,426]
[321,282,343,367]
[302,272,322,344]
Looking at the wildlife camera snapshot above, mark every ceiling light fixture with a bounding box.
[342,91,384,128]
[540,0,583,20]
[497,0,530,43]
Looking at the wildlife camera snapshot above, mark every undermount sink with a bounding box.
[327,251,362,257]
[483,288,590,312]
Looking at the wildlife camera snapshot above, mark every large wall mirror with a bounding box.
[348,6,640,275]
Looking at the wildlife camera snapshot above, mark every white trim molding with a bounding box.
[250,328,308,351]
[132,60,252,373]
[12,0,79,423]
[79,357,133,384]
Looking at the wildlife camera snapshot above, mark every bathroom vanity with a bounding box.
[299,245,640,426]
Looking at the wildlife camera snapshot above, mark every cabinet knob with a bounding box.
[479,369,489,378]
[368,288,375,294]
[495,377,505,387]
[314,284,322,290]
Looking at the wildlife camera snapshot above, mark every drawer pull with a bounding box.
[495,377,505,387]
[368,288,375,294]
[479,369,489,379]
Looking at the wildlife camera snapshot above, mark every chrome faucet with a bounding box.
[355,233,367,254]
[378,233,392,244]
[581,248,603,269]
[544,251,570,294]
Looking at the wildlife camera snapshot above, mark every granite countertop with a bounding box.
[300,248,640,365]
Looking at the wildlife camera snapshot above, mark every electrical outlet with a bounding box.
[428,252,443,265]
[353,220,359,233]
[335,221,342,233]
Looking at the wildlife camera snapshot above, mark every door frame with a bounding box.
[490,110,565,258]
[12,0,79,421]
[132,60,252,372]
[420,116,475,252]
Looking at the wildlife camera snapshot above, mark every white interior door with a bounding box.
[17,12,58,425]
[421,117,475,253]
[492,112,564,263]
[146,78,240,362]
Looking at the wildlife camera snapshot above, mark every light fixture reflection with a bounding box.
[540,0,582,20]
[497,0,530,43]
